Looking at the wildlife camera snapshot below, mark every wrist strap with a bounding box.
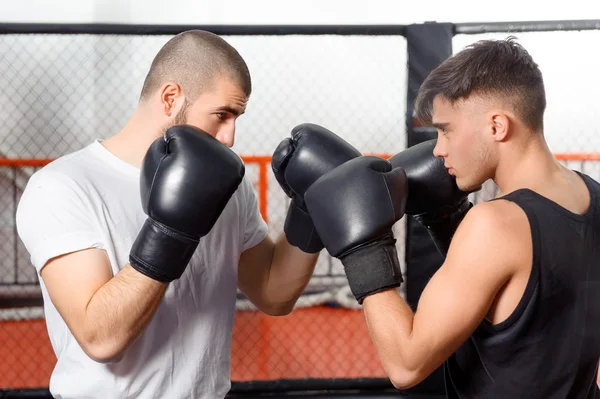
[339,233,403,304]
[129,218,199,282]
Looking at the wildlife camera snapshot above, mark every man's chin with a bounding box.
[457,178,484,194]
[455,176,469,191]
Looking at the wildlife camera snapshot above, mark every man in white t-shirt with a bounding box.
[15,30,363,399]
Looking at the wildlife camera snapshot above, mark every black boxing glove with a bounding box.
[129,125,245,282]
[389,139,477,257]
[304,156,408,304]
[271,123,361,253]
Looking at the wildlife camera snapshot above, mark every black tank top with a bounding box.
[444,171,600,399]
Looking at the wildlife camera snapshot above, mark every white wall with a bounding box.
[1,0,599,25]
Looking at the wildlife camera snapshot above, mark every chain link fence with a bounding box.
[1,25,599,390]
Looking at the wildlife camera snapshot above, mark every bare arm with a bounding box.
[41,248,168,363]
[237,233,319,315]
[361,201,529,389]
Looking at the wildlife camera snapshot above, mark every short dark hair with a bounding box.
[415,36,546,132]
[139,30,251,102]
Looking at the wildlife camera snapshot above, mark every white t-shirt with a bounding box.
[16,140,268,399]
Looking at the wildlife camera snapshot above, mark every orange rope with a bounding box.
[0,159,53,167]
[1,153,597,167]
[367,153,600,162]
[3,153,599,224]
[553,153,600,161]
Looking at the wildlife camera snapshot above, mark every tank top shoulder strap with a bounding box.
[489,189,539,215]
[575,171,600,219]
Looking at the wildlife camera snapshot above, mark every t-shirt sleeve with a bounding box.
[16,170,105,273]
[241,176,268,252]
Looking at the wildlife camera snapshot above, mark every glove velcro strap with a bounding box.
[339,234,403,304]
[415,199,473,257]
[284,200,324,253]
[129,218,200,283]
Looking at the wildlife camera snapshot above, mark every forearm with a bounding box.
[82,264,168,361]
[362,290,427,388]
[263,233,319,310]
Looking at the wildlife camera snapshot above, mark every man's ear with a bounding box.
[159,82,184,117]
[490,112,510,142]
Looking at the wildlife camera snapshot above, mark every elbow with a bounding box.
[381,345,432,390]
[84,342,126,364]
[259,300,295,316]
[262,304,294,316]
[80,335,127,364]
[389,369,424,391]
[387,363,428,390]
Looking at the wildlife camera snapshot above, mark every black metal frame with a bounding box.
[455,19,600,34]
[0,19,598,36]
[0,23,407,36]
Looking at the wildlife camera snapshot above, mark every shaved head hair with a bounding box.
[139,30,252,103]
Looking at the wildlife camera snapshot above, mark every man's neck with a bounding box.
[493,134,562,197]
[101,107,162,169]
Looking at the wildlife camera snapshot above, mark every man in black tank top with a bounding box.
[317,37,600,398]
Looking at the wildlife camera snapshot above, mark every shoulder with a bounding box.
[239,174,257,195]
[24,144,99,193]
[17,170,81,232]
[43,145,97,177]
[236,174,262,210]
[24,166,83,199]
[446,199,532,275]
[17,147,99,219]
[211,174,262,228]
[458,199,529,238]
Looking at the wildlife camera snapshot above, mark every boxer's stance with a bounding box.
[304,38,600,398]
[16,29,361,399]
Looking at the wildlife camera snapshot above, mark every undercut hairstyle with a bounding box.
[415,36,546,132]
[139,30,252,102]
